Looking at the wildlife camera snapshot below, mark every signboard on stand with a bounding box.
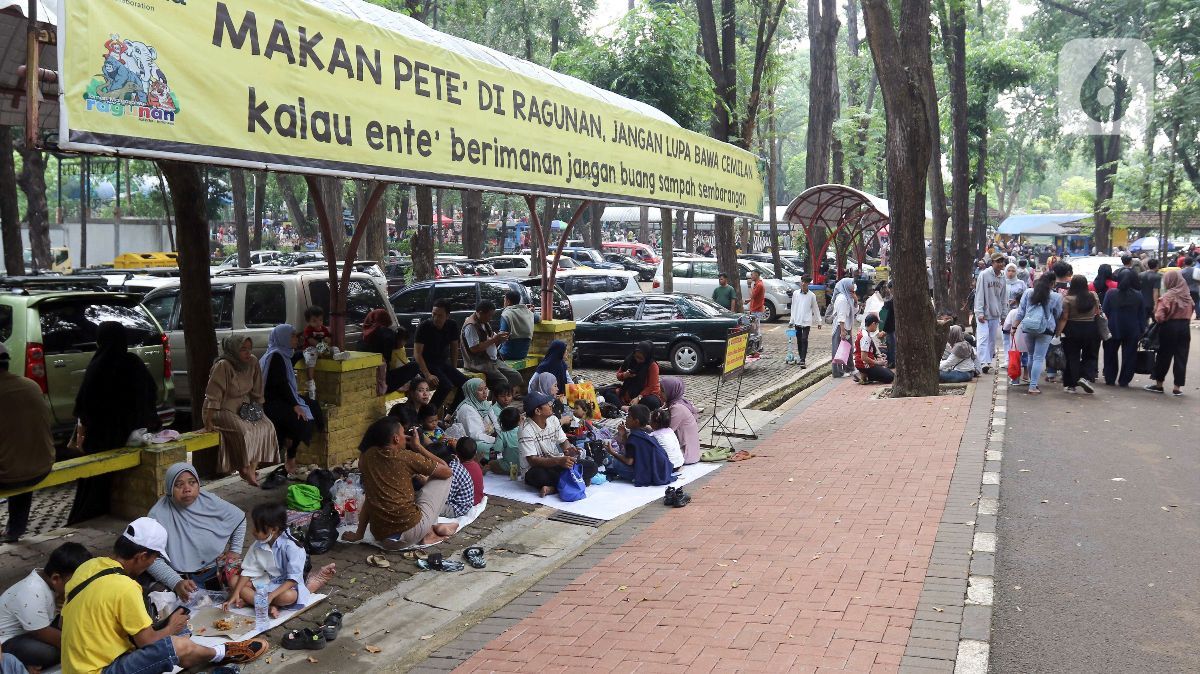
[722,326,749,381]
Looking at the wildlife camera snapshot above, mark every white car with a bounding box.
[215,250,284,269]
[552,269,643,318]
[1061,256,1123,283]
[651,256,792,322]
[483,254,578,278]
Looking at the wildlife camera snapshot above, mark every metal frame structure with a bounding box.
[782,185,891,278]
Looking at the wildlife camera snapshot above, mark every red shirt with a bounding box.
[303,325,329,346]
[748,280,766,313]
[463,458,484,505]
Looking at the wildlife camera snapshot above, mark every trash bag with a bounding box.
[305,469,337,506]
[1045,342,1066,372]
[1134,349,1155,375]
[304,503,341,555]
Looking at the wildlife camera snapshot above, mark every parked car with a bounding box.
[383,261,412,295]
[652,256,792,322]
[739,253,806,277]
[551,270,642,318]
[215,250,283,269]
[389,277,572,344]
[553,247,625,271]
[441,258,498,276]
[602,241,660,265]
[0,276,175,441]
[269,251,326,267]
[574,293,742,375]
[483,255,578,278]
[603,253,656,281]
[142,268,394,410]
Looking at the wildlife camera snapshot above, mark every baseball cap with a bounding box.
[990,252,1007,262]
[122,517,171,562]
[523,392,554,416]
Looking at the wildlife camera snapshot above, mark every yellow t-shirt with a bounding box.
[61,558,152,674]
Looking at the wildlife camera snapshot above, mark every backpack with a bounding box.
[1020,302,1051,335]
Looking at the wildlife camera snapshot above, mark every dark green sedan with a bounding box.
[573,293,743,374]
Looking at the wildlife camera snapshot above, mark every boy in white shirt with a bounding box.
[788,276,823,368]
[0,542,92,669]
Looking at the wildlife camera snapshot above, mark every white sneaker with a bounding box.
[1078,379,1094,394]
[307,381,317,399]
[331,347,351,361]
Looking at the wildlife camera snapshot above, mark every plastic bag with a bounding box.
[556,464,587,502]
[833,339,852,366]
[1045,342,1066,372]
[1007,349,1022,380]
[304,503,341,555]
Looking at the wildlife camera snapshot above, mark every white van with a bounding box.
[652,256,792,322]
[552,269,642,318]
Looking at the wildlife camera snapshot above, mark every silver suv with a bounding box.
[142,268,396,410]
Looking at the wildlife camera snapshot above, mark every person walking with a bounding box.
[830,278,856,379]
[788,275,822,368]
[1101,272,1147,387]
[1092,264,1118,306]
[0,345,55,543]
[1057,276,1101,394]
[1013,273,1064,395]
[973,252,1008,373]
[1144,270,1194,396]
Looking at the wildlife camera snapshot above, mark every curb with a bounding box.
[899,374,1003,674]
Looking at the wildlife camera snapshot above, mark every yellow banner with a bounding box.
[57,0,763,217]
[722,328,748,380]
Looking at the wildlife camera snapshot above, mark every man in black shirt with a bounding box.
[414,299,469,409]
[1138,259,1161,325]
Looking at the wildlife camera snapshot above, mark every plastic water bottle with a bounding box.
[254,585,270,630]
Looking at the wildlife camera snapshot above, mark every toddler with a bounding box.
[489,406,522,478]
[225,503,334,618]
[650,407,684,470]
[417,404,445,447]
[443,438,480,518]
[302,306,330,398]
[565,400,594,441]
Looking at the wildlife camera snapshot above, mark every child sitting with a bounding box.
[565,400,595,442]
[225,503,334,618]
[491,384,516,415]
[649,408,684,471]
[456,438,485,508]
[417,404,445,448]
[0,542,92,669]
[302,306,330,398]
[489,407,523,478]
[442,438,479,518]
[606,405,676,487]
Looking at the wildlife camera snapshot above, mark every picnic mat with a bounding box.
[336,496,488,550]
[481,462,721,521]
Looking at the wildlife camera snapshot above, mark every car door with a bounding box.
[390,283,432,342]
[577,298,641,359]
[690,261,720,297]
[636,297,684,360]
[429,282,480,332]
[239,281,290,354]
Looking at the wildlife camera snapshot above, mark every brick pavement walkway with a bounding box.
[450,379,971,673]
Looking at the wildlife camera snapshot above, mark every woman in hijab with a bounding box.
[261,324,323,476]
[1004,264,1028,308]
[204,335,279,485]
[1101,271,1147,387]
[529,371,571,424]
[1092,264,1118,306]
[660,377,701,465]
[362,309,420,394]
[533,339,571,392]
[600,341,662,410]
[939,325,978,383]
[454,377,499,457]
[68,321,160,524]
[147,463,246,600]
[1145,270,1194,396]
[830,277,857,378]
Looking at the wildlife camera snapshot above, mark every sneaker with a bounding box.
[1064,387,1077,394]
[307,380,317,398]
[332,349,351,362]
[663,487,678,507]
[673,490,691,508]
[1171,390,1183,397]
[1078,379,1094,394]
[800,362,807,369]
[1143,384,1164,393]
[982,365,991,374]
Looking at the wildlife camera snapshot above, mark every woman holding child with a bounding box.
[454,378,500,457]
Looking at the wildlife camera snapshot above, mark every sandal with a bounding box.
[366,554,391,568]
[417,553,464,572]
[728,450,755,462]
[281,628,325,651]
[400,550,429,561]
[463,547,486,569]
[321,609,343,642]
[225,637,272,662]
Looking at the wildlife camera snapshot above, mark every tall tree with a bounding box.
[231,169,250,268]
[276,175,311,239]
[358,182,388,263]
[461,189,485,258]
[252,171,266,249]
[315,178,344,255]
[937,0,969,317]
[805,0,839,188]
[0,128,22,274]
[17,140,50,271]
[861,0,940,396]
[412,185,436,280]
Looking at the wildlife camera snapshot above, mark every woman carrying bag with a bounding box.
[1101,272,1147,387]
[1144,270,1194,396]
[1057,276,1101,394]
[829,278,856,378]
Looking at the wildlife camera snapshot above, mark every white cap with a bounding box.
[123,517,171,563]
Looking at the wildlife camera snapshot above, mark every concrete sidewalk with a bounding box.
[421,377,989,673]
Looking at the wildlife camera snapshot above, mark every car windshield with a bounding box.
[744,261,778,279]
[683,295,732,317]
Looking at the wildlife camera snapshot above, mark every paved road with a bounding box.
[991,327,1200,673]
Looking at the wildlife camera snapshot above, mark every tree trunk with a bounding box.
[971,129,990,257]
[715,215,742,310]
[638,206,650,245]
[686,212,696,254]
[316,178,344,256]
[861,0,940,397]
[158,160,216,425]
[1092,134,1121,253]
[937,0,970,319]
[277,175,310,241]
[768,90,783,278]
[154,164,175,250]
[589,201,604,249]
[358,182,388,263]
[16,141,50,271]
[461,189,484,258]
[805,0,840,187]
[79,157,89,268]
[0,127,23,275]
[661,208,674,293]
[252,171,266,249]
[412,185,436,281]
[231,169,250,268]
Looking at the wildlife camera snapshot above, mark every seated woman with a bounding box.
[598,341,662,410]
[939,325,979,383]
[659,377,701,465]
[388,376,435,429]
[533,340,572,392]
[147,463,247,600]
[261,324,324,476]
[454,378,499,458]
[518,393,598,497]
[346,417,459,549]
[529,372,572,427]
[606,405,676,487]
[362,309,421,394]
[853,314,894,384]
[204,335,279,485]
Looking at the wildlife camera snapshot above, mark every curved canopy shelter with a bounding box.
[783,184,890,278]
[16,0,763,340]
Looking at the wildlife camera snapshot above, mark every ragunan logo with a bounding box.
[83,34,179,123]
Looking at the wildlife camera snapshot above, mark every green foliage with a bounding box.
[426,0,597,66]
[1054,175,1095,211]
[552,4,714,132]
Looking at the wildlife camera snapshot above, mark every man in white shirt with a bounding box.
[518,393,597,497]
[788,276,823,369]
[0,542,92,669]
[973,252,1008,372]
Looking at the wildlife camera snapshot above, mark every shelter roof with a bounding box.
[782,184,890,235]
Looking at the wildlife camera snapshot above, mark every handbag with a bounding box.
[238,402,264,422]
[1096,312,1111,341]
[1134,348,1155,375]
[1045,342,1066,372]
[556,463,587,502]
[1140,322,1160,352]
[1007,349,1022,380]
[833,339,852,366]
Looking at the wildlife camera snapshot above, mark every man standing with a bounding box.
[1016,259,1031,284]
[414,299,469,409]
[1182,257,1200,319]
[973,252,1008,373]
[1138,259,1162,319]
[462,300,523,393]
[498,290,538,360]
[0,344,55,543]
[788,276,822,369]
[747,269,766,355]
[712,272,736,311]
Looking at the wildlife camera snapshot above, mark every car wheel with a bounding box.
[572,346,593,367]
[670,341,703,375]
[763,300,778,323]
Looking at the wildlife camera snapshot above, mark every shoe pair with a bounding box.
[281,610,341,650]
[663,487,691,508]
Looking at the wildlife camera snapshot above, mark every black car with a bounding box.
[390,277,572,344]
[604,253,656,282]
[574,293,741,375]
